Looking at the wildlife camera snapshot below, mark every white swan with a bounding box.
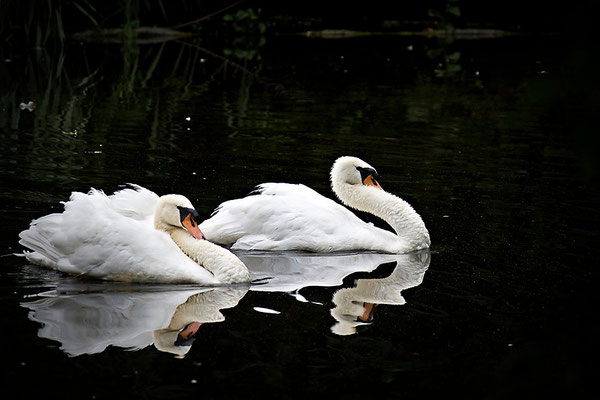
[18,185,250,284]
[200,156,430,253]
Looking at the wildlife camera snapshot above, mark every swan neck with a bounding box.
[168,228,250,283]
[332,182,430,251]
[169,229,204,264]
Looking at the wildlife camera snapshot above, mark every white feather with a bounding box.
[200,156,430,253]
[18,185,250,284]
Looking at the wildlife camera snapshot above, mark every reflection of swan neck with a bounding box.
[153,287,249,357]
[169,229,250,283]
[332,181,430,252]
[330,254,430,335]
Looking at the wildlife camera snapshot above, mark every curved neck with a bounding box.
[332,182,430,251]
[168,229,250,283]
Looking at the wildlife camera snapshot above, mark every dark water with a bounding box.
[1,31,598,399]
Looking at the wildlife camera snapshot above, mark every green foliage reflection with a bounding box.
[223,8,267,61]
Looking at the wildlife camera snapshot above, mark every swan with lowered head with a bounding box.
[200,156,430,253]
[18,185,250,284]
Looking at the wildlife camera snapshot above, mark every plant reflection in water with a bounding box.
[21,251,429,357]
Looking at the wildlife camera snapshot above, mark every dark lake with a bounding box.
[1,23,598,399]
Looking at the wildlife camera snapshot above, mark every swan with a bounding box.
[18,185,250,284]
[200,156,430,253]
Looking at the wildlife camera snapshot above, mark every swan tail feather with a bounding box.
[19,213,65,266]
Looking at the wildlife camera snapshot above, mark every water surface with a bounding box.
[0,31,597,399]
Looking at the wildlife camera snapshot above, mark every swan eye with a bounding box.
[177,206,201,225]
[356,166,383,189]
[178,206,205,239]
[177,206,191,224]
[355,166,379,182]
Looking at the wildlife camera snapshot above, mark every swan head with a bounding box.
[330,156,383,191]
[154,194,205,239]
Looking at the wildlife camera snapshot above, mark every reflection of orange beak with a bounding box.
[182,214,205,240]
[363,175,383,190]
[358,303,378,322]
[179,321,202,340]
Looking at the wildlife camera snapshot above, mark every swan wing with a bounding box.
[108,184,159,221]
[200,183,395,251]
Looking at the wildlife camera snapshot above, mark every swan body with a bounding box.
[18,185,250,284]
[200,156,430,253]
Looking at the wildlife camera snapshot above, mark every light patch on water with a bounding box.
[253,306,280,314]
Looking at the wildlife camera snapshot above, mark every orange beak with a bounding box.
[363,175,383,190]
[182,214,205,240]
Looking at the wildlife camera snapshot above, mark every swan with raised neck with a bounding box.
[154,195,250,283]
[330,156,430,253]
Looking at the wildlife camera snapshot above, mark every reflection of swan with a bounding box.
[18,185,250,284]
[240,251,407,293]
[330,252,430,336]
[200,156,430,253]
[153,287,248,357]
[21,252,430,356]
[21,284,248,357]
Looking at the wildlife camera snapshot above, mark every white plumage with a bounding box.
[18,185,250,284]
[200,156,431,253]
